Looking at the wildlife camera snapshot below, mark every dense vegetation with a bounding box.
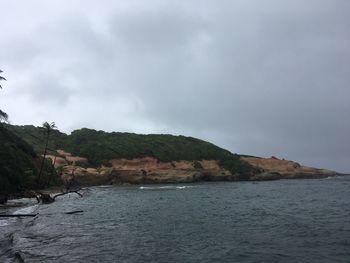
[0,125,39,192]
[5,124,68,154]
[7,125,254,177]
[0,125,61,193]
[0,70,8,122]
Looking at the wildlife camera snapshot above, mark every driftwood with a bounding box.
[53,189,83,200]
[0,211,83,217]
[65,210,84,214]
[0,214,38,217]
[0,189,84,218]
[31,189,83,204]
[15,189,83,204]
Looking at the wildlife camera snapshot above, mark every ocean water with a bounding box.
[1,177,350,262]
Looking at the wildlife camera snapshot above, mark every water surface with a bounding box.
[1,177,350,262]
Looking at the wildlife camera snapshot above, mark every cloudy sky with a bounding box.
[1,0,349,172]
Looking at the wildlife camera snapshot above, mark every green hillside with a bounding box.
[0,125,39,192]
[7,125,254,177]
[5,124,68,154]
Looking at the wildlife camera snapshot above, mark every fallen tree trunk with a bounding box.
[29,189,83,204]
[53,189,83,200]
[1,189,84,206]
[65,210,84,214]
[0,214,38,217]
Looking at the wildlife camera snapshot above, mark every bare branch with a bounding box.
[53,189,83,199]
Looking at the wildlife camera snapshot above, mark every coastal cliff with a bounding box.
[241,156,337,180]
[49,152,236,185]
[47,150,337,186]
[2,124,339,190]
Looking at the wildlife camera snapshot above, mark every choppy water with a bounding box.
[1,177,350,262]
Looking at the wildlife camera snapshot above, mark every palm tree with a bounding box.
[0,110,8,123]
[0,70,8,122]
[0,70,6,89]
[38,122,57,186]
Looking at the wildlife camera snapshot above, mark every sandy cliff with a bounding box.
[241,156,337,180]
[54,153,235,186]
[45,150,88,168]
[47,150,338,186]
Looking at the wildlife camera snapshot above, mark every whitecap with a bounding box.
[139,185,193,190]
[159,186,174,189]
[175,186,193,189]
[13,205,38,215]
[0,220,9,227]
[139,186,153,190]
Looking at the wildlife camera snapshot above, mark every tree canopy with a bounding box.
[7,125,254,176]
[0,70,6,89]
[0,70,8,122]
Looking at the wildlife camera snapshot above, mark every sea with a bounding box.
[1,176,350,262]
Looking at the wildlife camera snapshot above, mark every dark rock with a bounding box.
[39,193,55,204]
[0,195,8,204]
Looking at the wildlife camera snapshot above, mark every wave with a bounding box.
[0,220,9,227]
[324,175,348,179]
[0,203,38,230]
[13,204,39,215]
[95,185,113,188]
[139,185,194,190]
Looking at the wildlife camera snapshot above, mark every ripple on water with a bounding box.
[2,178,350,262]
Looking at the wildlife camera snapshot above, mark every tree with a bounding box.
[0,70,6,89]
[0,70,8,123]
[0,110,8,123]
[37,121,57,186]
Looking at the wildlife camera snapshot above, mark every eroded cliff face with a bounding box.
[51,152,235,186]
[45,150,88,168]
[46,150,338,186]
[240,156,337,180]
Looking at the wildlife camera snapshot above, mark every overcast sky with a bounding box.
[1,0,349,172]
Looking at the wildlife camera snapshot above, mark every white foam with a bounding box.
[139,186,151,190]
[139,185,193,190]
[159,186,173,189]
[175,186,193,189]
[0,219,9,227]
[13,205,38,215]
[96,185,112,188]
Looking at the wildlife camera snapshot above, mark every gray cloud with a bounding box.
[1,0,349,172]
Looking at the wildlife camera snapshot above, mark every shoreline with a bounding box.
[1,173,347,204]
